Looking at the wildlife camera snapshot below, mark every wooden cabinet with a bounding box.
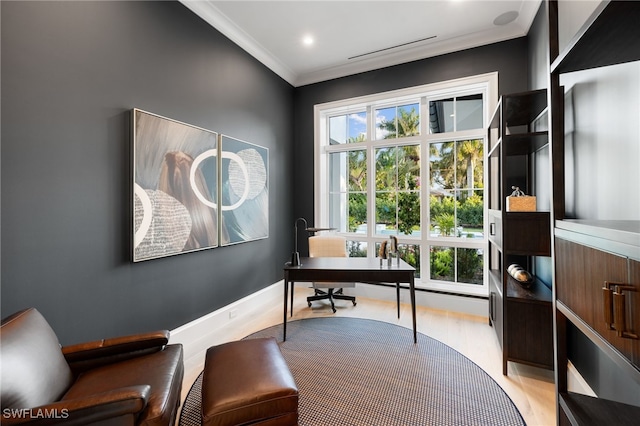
[555,233,639,366]
[554,227,640,424]
[548,0,640,423]
[487,89,554,375]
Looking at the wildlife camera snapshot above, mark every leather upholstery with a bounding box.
[1,309,74,409]
[1,308,184,426]
[202,338,298,426]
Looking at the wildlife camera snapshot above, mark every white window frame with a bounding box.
[314,73,498,296]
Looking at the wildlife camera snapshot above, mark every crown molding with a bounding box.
[179,0,297,85]
[180,0,541,88]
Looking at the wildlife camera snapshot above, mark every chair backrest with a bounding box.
[309,235,347,258]
[1,308,74,409]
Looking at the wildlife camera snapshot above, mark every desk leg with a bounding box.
[283,278,288,342]
[396,282,400,318]
[290,281,295,317]
[410,275,417,343]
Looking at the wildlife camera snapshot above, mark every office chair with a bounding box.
[306,235,357,313]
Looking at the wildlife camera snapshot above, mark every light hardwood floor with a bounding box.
[180,287,557,426]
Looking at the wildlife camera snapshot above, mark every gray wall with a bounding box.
[1,0,542,348]
[292,37,530,233]
[1,1,295,344]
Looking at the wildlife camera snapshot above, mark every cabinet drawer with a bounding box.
[555,237,640,367]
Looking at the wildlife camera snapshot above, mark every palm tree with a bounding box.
[457,139,483,198]
[431,139,483,196]
[376,108,421,233]
[378,107,420,139]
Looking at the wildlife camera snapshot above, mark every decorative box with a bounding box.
[506,195,536,212]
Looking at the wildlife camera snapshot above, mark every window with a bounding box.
[315,74,497,296]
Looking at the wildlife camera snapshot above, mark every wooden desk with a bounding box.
[283,257,417,343]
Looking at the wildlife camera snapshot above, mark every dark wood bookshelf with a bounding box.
[487,88,553,375]
[549,1,640,422]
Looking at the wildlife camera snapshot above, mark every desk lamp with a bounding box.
[291,217,335,266]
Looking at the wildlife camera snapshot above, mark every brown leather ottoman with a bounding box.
[202,337,298,426]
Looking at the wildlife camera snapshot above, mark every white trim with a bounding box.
[179,2,540,87]
[179,0,296,85]
[169,282,282,375]
[314,73,497,296]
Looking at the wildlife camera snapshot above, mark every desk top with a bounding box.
[284,257,415,272]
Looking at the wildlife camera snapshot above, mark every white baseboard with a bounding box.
[169,282,283,375]
[170,280,488,375]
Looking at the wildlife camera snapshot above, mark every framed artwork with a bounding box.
[219,135,269,246]
[132,109,218,262]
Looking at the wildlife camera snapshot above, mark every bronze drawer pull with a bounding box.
[604,281,638,339]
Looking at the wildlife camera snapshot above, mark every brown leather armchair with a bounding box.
[1,307,184,426]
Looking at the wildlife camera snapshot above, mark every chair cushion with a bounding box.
[309,236,355,289]
[1,308,74,409]
[309,235,347,257]
[62,344,184,426]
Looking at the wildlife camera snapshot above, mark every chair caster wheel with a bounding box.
[308,302,312,307]
[332,309,337,313]
[353,302,357,306]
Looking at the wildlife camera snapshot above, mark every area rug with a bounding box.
[179,317,525,426]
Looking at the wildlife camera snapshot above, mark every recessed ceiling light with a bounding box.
[302,35,314,46]
[493,11,519,26]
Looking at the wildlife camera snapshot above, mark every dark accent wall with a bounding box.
[292,37,529,232]
[1,1,295,344]
[2,1,535,347]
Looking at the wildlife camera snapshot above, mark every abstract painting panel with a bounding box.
[133,109,218,261]
[220,135,269,245]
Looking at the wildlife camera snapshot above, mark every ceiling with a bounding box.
[180,0,542,87]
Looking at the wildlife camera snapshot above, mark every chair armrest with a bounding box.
[1,385,150,425]
[62,330,169,373]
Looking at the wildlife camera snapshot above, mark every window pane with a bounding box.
[329,152,347,192]
[455,138,484,238]
[456,94,483,131]
[397,145,420,190]
[398,191,420,236]
[347,240,367,257]
[348,150,367,191]
[397,103,420,137]
[398,243,421,278]
[430,246,454,281]
[376,104,420,139]
[456,189,484,239]
[375,147,396,190]
[430,141,454,190]
[329,150,366,232]
[349,193,367,232]
[375,106,396,139]
[348,112,367,142]
[375,192,396,234]
[456,139,484,190]
[329,112,366,144]
[457,248,483,284]
[429,98,454,133]
[377,145,421,236]
[431,139,484,239]
[329,115,347,144]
